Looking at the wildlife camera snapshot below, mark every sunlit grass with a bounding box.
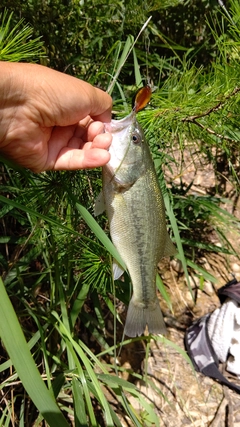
[0,4,240,426]
[0,9,44,62]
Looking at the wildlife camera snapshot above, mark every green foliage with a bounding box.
[0,165,182,426]
[0,276,69,427]
[0,0,224,78]
[0,9,44,61]
[0,1,240,426]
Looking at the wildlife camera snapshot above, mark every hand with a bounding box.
[0,62,112,172]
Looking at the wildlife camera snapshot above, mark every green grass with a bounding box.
[0,9,44,61]
[0,5,240,426]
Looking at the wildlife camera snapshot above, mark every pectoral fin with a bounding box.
[112,259,125,280]
[94,191,105,216]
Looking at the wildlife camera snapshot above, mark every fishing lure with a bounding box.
[132,84,152,113]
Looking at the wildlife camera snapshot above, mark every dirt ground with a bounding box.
[115,147,240,427]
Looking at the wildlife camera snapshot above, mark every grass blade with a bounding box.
[52,311,114,426]
[0,277,69,427]
[72,377,88,427]
[163,191,193,298]
[156,273,173,312]
[133,47,142,87]
[75,201,126,270]
[107,16,151,94]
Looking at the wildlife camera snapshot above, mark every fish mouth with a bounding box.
[104,110,135,133]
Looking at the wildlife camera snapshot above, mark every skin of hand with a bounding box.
[0,61,112,172]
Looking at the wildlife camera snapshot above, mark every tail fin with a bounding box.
[124,299,166,337]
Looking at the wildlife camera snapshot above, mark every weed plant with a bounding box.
[0,2,240,426]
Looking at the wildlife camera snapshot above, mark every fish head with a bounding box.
[104,111,147,187]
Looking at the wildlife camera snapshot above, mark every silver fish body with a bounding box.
[102,111,175,337]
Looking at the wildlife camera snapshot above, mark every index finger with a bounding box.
[87,86,112,122]
[21,63,113,126]
[49,76,113,126]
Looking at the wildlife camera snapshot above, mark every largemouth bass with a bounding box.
[96,111,175,337]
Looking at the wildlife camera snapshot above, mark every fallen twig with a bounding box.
[209,396,228,427]
[223,385,234,427]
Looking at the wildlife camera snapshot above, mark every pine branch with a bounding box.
[186,119,238,143]
[181,87,240,143]
[182,86,240,122]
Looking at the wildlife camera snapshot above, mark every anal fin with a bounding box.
[94,191,105,216]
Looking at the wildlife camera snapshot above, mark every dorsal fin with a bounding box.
[163,234,176,258]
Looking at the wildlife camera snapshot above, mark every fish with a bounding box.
[95,110,176,337]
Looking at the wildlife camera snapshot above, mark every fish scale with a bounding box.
[99,111,176,337]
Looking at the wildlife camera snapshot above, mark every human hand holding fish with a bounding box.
[0,60,175,337]
[0,61,112,172]
[96,94,176,337]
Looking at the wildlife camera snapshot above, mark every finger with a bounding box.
[68,130,112,151]
[79,85,112,122]
[91,132,112,150]
[5,63,112,126]
[52,147,111,170]
[39,67,113,124]
[74,119,105,140]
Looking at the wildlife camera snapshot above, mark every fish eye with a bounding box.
[132,132,141,144]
